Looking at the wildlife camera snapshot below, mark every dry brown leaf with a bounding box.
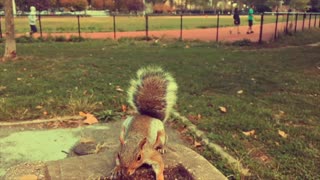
[197,114,202,119]
[194,140,202,147]
[278,130,288,138]
[122,104,127,113]
[80,112,98,125]
[19,174,38,180]
[219,106,227,113]
[242,130,255,136]
[259,155,270,162]
[79,111,87,117]
[35,105,43,109]
[0,86,6,91]
[116,86,124,92]
[273,110,286,120]
[179,128,188,134]
[83,113,98,125]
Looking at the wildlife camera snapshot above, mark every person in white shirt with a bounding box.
[28,6,37,36]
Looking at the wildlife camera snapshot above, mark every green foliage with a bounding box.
[69,35,85,42]
[231,39,252,46]
[15,35,39,43]
[54,35,67,42]
[290,0,309,10]
[93,110,121,122]
[60,0,88,11]
[15,0,51,11]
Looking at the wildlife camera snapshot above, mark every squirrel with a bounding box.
[110,66,178,180]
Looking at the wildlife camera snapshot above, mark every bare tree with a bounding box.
[2,0,17,61]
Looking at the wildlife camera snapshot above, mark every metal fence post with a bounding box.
[38,15,43,38]
[0,16,2,38]
[180,14,183,41]
[145,15,149,40]
[274,12,279,40]
[259,13,264,43]
[294,13,298,33]
[216,13,220,42]
[113,15,116,40]
[285,12,289,34]
[302,13,306,31]
[314,14,317,27]
[77,15,81,38]
[308,13,311,29]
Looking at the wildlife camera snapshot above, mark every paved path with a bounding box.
[23,21,312,42]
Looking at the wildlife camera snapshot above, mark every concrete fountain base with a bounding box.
[5,143,226,180]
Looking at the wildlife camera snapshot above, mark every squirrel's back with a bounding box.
[127,66,178,122]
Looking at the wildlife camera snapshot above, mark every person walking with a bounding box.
[28,6,37,36]
[246,5,254,34]
[231,8,241,34]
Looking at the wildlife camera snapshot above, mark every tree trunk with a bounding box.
[2,0,17,61]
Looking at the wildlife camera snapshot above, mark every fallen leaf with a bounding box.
[237,90,244,94]
[197,114,202,119]
[17,78,22,81]
[35,105,43,109]
[80,112,98,125]
[83,113,99,125]
[243,130,255,136]
[185,45,190,48]
[219,106,227,113]
[122,104,127,112]
[194,140,202,147]
[43,111,48,115]
[278,130,288,138]
[0,86,6,91]
[19,174,37,180]
[116,86,124,92]
[273,111,285,121]
[79,111,87,117]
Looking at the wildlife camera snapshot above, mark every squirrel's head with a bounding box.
[118,137,148,176]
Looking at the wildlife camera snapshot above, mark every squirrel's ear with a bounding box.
[139,137,147,150]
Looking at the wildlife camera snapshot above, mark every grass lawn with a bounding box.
[0,29,320,179]
[2,14,305,33]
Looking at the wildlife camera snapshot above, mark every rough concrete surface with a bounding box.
[5,144,226,180]
[1,119,226,179]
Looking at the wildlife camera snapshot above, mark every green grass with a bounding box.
[0,29,320,179]
[2,14,303,33]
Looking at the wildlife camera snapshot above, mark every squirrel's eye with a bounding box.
[137,154,141,161]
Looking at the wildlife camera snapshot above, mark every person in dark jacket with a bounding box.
[231,8,241,34]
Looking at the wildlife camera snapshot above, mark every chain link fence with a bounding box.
[0,12,319,42]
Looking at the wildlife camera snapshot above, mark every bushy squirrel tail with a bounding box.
[127,66,178,122]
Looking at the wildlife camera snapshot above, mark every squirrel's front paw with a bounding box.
[110,166,123,179]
